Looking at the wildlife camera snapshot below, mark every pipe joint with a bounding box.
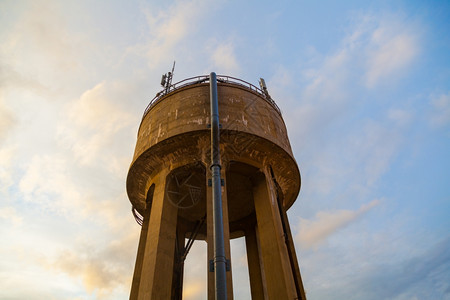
[210,163,222,170]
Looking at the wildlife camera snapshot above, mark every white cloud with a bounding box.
[285,47,351,147]
[365,30,418,87]
[350,119,404,185]
[296,13,419,108]
[0,98,15,141]
[19,155,82,215]
[141,0,213,68]
[48,233,138,299]
[294,112,407,206]
[209,41,240,74]
[280,14,419,205]
[430,92,450,128]
[387,108,413,126]
[321,13,419,88]
[57,81,134,166]
[18,153,131,231]
[0,0,88,93]
[301,47,350,105]
[0,206,23,226]
[296,199,380,249]
[0,145,15,195]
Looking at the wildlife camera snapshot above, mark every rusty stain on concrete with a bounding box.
[126,79,307,300]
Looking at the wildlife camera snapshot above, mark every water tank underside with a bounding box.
[126,82,300,239]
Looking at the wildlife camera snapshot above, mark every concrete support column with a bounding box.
[253,170,297,299]
[207,168,233,300]
[244,225,266,299]
[276,198,307,300]
[221,168,233,299]
[171,224,186,300]
[130,207,151,299]
[136,169,179,300]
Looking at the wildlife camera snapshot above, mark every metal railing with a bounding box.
[132,206,144,226]
[142,75,281,119]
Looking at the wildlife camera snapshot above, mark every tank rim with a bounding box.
[142,75,281,120]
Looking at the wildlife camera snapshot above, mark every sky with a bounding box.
[0,0,449,299]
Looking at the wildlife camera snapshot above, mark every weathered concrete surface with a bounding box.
[245,225,265,299]
[135,169,178,299]
[132,83,293,160]
[253,167,298,299]
[127,81,306,299]
[127,83,300,217]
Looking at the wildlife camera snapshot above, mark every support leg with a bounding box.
[245,225,266,299]
[253,170,297,299]
[130,207,150,300]
[136,170,179,300]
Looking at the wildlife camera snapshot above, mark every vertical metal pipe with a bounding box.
[210,72,227,300]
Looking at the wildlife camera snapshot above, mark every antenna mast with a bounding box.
[160,61,176,94]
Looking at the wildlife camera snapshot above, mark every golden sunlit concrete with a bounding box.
[127,80,307,299]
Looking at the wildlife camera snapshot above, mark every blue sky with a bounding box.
[0,0,449,299]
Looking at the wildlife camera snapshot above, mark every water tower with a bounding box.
[126,72,306,299]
